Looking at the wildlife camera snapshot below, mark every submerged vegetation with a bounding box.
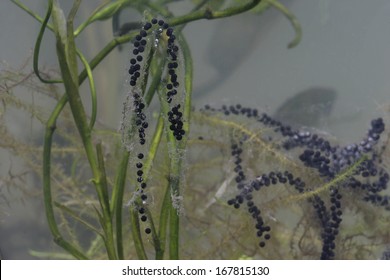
[0,0,389,260]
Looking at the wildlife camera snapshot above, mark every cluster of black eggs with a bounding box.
[202,103,389,259]
[226,141,269,247]
[230,142,245,184]
[226,141,307,248]
[309,189,343,260]
[162,21,185,141]
[166,56,180,104]
[278,116,390,211]
[128,19,186,234]
[131,94,150,234]
[128,18,184,142]
[352,161,390,208]
[132,93,148,145]
[299,149,334,178]
[256,111,386,179]
[282,117,386,181]
[134,152,151,234]
[168,104,185,141]
[208,105,389,204]
[128,28,147,87]
[129,19,169,86]
[203,104,259,119]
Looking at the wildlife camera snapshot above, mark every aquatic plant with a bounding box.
[1,0,389,260]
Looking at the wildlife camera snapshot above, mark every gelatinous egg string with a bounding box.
[121,18,185,235]
[128,17,185,142]
[201,104,389,259]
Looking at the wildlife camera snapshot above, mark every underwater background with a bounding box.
[1,0,390,259]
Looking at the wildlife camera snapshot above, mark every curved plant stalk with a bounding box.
[169,0,262,25]
[74,0,134,36]
[95,143,117,259]
[43,98,88,259]
[268,0,302,48]
[178,34,193,148]
[76,49,97,129]
[29,250,75,259]
[130,207,148,259]
[111,151,129,260]
[168,175,180,259]
[144,50,168,106]
[157,183,171,259]
[144,206,162,259]
[33,0,62,84]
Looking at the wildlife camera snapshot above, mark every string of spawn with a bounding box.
[202,104,389,259]
[127,18,185,235]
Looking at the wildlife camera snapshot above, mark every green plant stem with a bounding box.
[139,42,156,96]
[29,250,75,260]
[144,206,161,258]
[111,151,129,260]
[130,207,148,259]
[33,0,62,84]
[178,34,193,148]
[96,143,117,259]
[268,0,302,48]
[74,0,133,36]
[142,116,165,258]
[157,89,182,260]
[43,101,87,259]
[76,49,97,129]
[168,174,180,260]
[143,116,165,178]
[144,52,168,106]
[51,0,116,259]
[157,183,171,259]
[170,0,262,26]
